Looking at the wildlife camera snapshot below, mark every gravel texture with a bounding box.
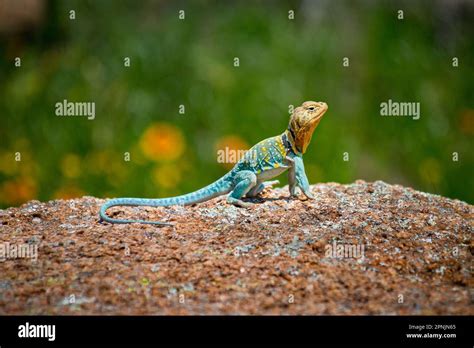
[0,180,472,315]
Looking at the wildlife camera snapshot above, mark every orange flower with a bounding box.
[139,123,185,161]
[419,158,441,185]
[53,186,85,200]
[0,177,37,206]
[214,135,249,169]
[60,153,81,178]
[459,109,474,135]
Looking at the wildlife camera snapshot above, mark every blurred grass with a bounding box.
[0,0,473,207]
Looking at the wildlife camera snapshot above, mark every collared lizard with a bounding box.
[99,101,328,225]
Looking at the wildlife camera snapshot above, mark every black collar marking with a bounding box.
[283,131,299,155]
[286,127,302,154]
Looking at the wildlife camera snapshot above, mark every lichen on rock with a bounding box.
[0,181,472,315]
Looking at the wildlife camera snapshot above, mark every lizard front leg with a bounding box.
[286,155,314,199]
[226,170,258,207]
[287,157,298,197]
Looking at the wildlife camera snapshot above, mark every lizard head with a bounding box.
[287,100,328,154]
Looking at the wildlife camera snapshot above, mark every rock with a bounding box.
[0,181,471,315]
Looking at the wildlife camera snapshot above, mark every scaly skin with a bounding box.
[99,101,328,225]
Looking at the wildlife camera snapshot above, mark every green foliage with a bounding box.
[0,0,472,207]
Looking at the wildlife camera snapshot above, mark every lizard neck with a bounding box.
[283,129,302,156]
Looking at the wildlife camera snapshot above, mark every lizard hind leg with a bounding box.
[226,171,257,208]
[246,180,280,198]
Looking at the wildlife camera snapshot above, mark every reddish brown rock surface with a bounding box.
[0,181,472,315]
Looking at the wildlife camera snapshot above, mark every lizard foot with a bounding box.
[227,197,253,208]
[290,191,315,200]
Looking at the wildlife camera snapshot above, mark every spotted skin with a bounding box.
[236,136,287,174]
[99,101,328,225]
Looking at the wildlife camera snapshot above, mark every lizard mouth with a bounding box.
[307,104,327,128]
[297,102,328,153]
[312,102,328,122]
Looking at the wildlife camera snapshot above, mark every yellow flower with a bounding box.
[139,123,185,161]
[86,150,113,175]
[152,164,182,189]
[60,153,81,178]
[419,158,441,185]
[0,150,33,176]
[0,152,17,175]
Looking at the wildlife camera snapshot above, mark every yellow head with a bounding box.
[287,101,328,154]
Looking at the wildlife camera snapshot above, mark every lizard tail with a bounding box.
[99,174,233,226]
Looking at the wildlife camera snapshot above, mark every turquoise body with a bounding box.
[99,131,313,225]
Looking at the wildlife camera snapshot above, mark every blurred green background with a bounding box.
[0,0,473,208]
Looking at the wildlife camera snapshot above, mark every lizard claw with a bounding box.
[227,197,254,208]
[290,189,314,200]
